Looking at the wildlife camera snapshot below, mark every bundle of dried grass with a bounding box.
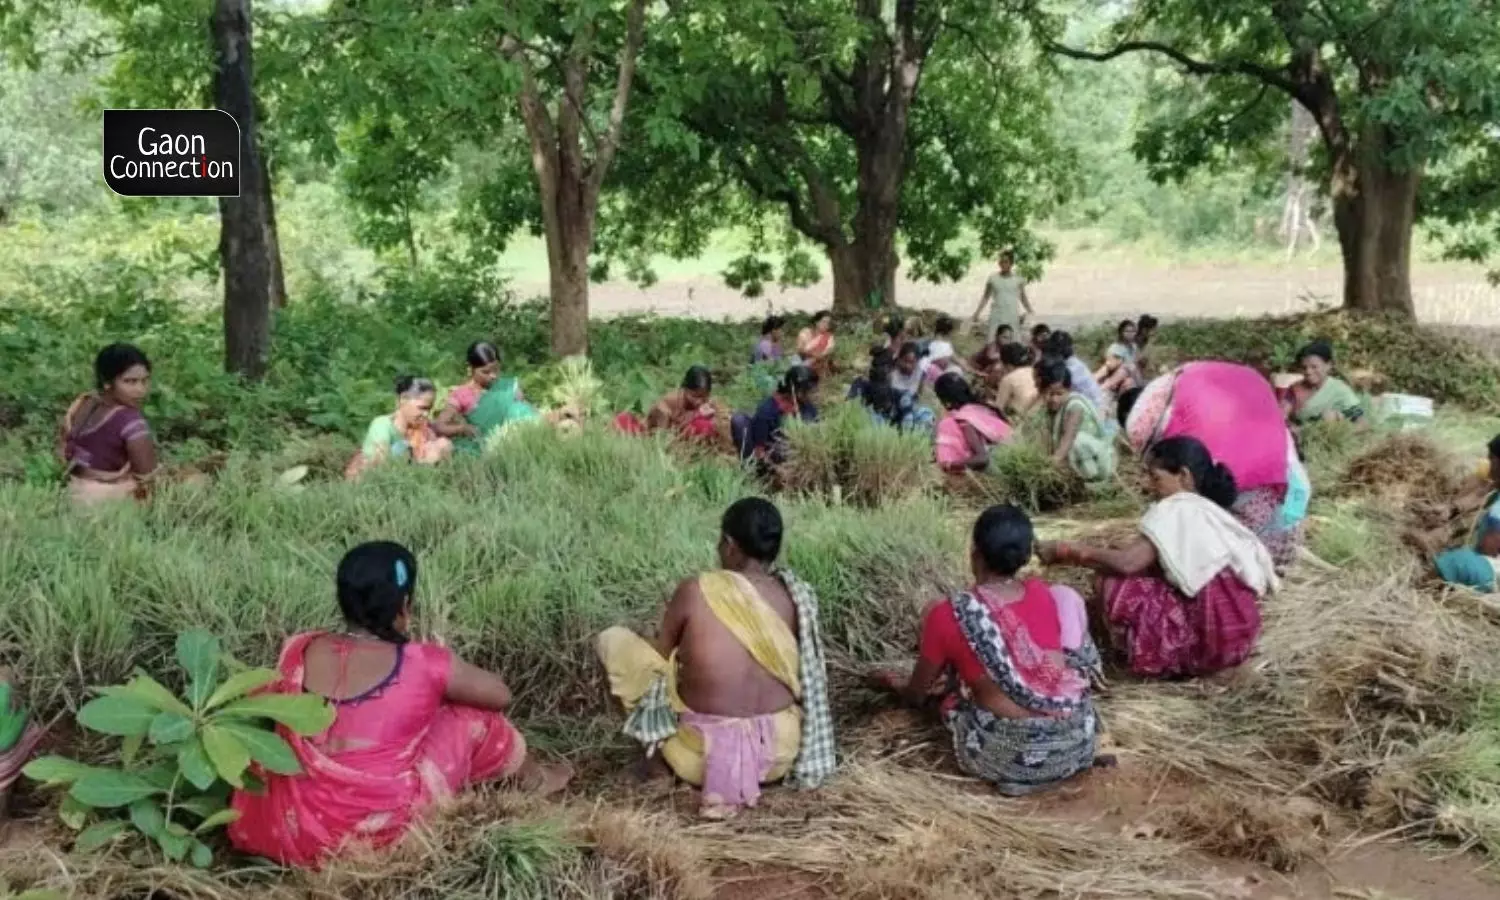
[1339,433,1461,506]
[1155,790,1329,872]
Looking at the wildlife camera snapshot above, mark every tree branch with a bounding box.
[1048,39,1302,99]
[587,0,647,196]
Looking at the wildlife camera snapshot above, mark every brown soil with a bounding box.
[572,261,1500,328]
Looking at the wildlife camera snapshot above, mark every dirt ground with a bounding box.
[565,260,1500,329]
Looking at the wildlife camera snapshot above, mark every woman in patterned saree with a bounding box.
[877,505,1102,796]
[1119,360,1310,568]
[1038,437,1278,679]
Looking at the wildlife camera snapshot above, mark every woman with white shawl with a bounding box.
[1038,437,1278,678]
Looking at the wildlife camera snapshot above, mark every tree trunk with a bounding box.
[262,162,286,308]
[828,220,898,316]
[844,146,902,314]
[543,179,594,357]
[211,0,274,379]
[1330,137,1419,317]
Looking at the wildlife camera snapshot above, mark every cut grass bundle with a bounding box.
[964,437,1091,513]
[1339,432,1463,507]
[780,402,938,508]
[671,759,1229,900]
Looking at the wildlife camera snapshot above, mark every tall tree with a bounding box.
[212,0,274,378]
[612,0,1068,314]
[278,0,650,357]
[1,0,286,373]
[1052,0,1500,317]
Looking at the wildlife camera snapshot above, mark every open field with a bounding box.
[568,258,1500,329]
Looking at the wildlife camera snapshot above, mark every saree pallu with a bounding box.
[1101,568,1262,678]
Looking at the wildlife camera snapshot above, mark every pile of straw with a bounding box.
[1339,433,1461,507]
[1099,559,1500,862]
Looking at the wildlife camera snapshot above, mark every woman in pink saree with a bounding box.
[934,373,1013,473]
[1119,361,1309,567]
[229,542,569,868]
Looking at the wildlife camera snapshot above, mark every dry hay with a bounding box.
[1339,433,1462,507]
[1153,790,1330,873]
[666,760,1230,900]
[1096,559,1500,862]
[2,760,1245,900]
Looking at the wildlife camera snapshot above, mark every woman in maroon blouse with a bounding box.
[57,343,159,505]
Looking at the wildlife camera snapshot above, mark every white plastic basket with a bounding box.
[1376,393,1434,429]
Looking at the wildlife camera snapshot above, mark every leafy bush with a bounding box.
[23,630,333,866]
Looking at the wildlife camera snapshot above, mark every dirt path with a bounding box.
[564,261,1500,329]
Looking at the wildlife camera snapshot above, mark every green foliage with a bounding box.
[23,630,333,866]
[780,402,939,508]
[0,682,28,754]
[474,820,582,900]
[970,428,1092,514]
[612,0,1072,298]
[1057,0,1500,274]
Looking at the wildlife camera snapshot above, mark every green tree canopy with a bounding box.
[608,0,1072,313]
[1053,0,1500,316]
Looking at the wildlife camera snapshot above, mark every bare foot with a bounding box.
[699,802,740,821]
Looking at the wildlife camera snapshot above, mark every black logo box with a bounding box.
[103,109,242,198]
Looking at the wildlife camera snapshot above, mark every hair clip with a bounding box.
[394,559,409,588]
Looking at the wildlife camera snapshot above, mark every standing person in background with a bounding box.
[793,312,837,379]
[753,316,786,364]
[58,343,159,505]
[972,251,1033,344]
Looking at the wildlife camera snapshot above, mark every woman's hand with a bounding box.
[1035,541,1061,566]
